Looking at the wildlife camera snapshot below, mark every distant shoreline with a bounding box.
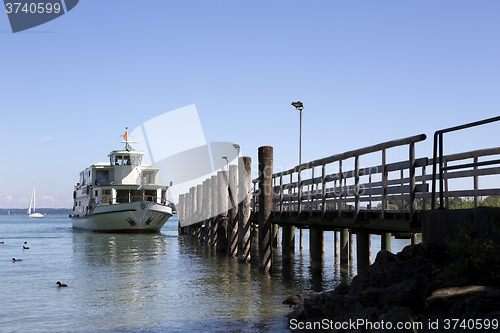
[0,208,73,215]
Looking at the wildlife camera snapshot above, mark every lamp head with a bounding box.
[291,101,303,110]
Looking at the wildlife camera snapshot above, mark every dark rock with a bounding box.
[376,307,417,333]
[375,249,399,264]
[289,243,500,332]
[382,273,429,313]
[287,303,306,321]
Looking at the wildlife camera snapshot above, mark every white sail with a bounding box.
[27,190,33,214]
[28,183,44,218]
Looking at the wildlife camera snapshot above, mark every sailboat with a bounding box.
[28,183,44,218]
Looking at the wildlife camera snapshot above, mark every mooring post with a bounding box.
[349,232,354,263]
[334,230,339,259]
[196,184,203,239]
[272,224,279,248]
[340,228,349,264]
[310,228,324,271]
[228,164,238,257]
[238,156,252,263]
[211,175,218,247]
[258,146,273,272]
[178,194,184,234]
[217,170,228,252]
[282,224,295,262]
[381,232,391,251]
[190,186,197,225]
[203,179,211,243]
[356,232,371,271]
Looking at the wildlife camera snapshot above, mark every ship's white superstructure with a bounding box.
[71,129,172,232]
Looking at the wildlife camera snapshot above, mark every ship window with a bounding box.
[115,156,122,165]
[124,156,131,165]
[96,170,109,184]
[116,190,129,203]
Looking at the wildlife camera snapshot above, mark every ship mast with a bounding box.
[121,127,138,151]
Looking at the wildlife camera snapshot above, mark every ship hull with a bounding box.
[71,201,172,233]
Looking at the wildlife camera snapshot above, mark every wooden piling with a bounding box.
[334,230,339,259]
[196,184,203,238]
[381,232,391,251]
[356,232,371,271]
[217,170,228,252]
[282,225,295,262]
[340,228,349,265]
[238,156,252,263]
[178,194,185,233]
[211,175,218,247]
[258,146,273,271]
[190,186,196,224]
[228,164,238,257]
[310,228,324,271]
[203,179,211,243]
[349,232,354,263]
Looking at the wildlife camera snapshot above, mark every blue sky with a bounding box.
[1,0,499,208]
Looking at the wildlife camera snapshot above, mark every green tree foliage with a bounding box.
[439,226,500,282]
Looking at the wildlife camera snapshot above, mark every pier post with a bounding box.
[217,170,228,252]
[178,194,184,233]
[190,186,197,224]
[228,164,238,257]
[238,156,252,263]
[203,179,211,243]
[272,224,279,248]
[282,225,295,262]
[310,228,324,271]
[340,228,349,265]
[356,232,371,271]
[211,175,218,247]
[196,184,203,239]
[381,232,391,251]
[334,230,339,259]
[258,146,273,272]
[349,232,354,263]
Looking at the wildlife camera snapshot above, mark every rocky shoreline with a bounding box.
[287,243,500,332]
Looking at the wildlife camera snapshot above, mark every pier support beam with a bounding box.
[310,228,324,271]
[210,175,218,247]
[228,165,238,257]
[356,232,371,272]
[196,184,203,239]
[258,146,273,272]
[272,224,279,248]
[217,170,228,252]
[340,228,349,265]
[334,230,339,259]
[178,194,185,234]
[238,156,252,263]
[282,225,295,262]
[381,232,391,252]
[203,178,211,243]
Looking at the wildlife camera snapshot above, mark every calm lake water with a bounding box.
[0,214,413,332]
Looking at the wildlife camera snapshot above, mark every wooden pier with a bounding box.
[178,117,500,274]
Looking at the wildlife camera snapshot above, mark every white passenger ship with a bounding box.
[71,129,172,232]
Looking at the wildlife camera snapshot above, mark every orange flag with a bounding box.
[123,130,128,141]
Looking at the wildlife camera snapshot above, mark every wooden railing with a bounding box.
[252,135,500,223]
[252,134,427,223]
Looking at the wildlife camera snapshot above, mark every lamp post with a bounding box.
[222,156,229,171]
[291,101,304,251]
[233,144,240,157]
[291,101,304,164]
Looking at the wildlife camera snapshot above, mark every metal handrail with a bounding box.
[431,116,500,209]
